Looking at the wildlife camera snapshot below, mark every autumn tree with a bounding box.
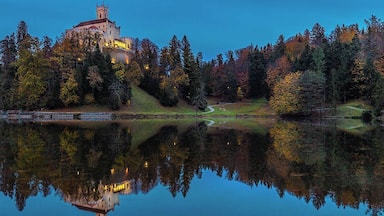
[86,65,103,103]
[159,66,189,106]
[285,34,308,61]
[270,72,302,115]
[60,71,80,106]
[350,57,369,98]
[235,47,252,96]
[15,30,50,109]
[266,56,292,96]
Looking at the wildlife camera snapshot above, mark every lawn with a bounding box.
[335,100,372,118]
[121,85,196,114]
[204,98,273,117]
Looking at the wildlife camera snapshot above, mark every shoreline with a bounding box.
[0,110,275,122]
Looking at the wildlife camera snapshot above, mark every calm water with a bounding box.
[0,119,383,216]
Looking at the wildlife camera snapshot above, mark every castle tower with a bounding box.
[97,5,109,19]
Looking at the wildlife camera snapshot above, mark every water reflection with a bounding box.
[0,120,384,215]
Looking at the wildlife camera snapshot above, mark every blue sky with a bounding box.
[1,0,384,60]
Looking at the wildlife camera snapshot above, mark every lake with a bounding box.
[0,119,382,216]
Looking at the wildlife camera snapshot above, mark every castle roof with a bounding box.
[74,18,113,28]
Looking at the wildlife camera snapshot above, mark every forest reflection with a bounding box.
[0,120,384,215]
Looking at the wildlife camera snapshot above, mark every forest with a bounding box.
[1,16,384,116]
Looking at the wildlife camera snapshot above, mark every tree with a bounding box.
[293,44,312,72]
[159,66,189,106]
[248,47,266,98]
[108,80,124,110]
[269,72,302,115]
[169,35,181,69]
[372,73,384,114]
[60,71,80,106]
[86,65,103,93]
[365,58,378,100]
[311,23,326,46]
[222,51,238,102]
[193,85,208,111]
[113,62,139,106]
[139,38,160,97]
[311,47,325,73]
[234,47,252,95]
[181,35,199,104]
[363,15,384,60]
[15,36,50,110]
[0,34,17,109]
[299,70,326,115]
[350,57,369,98]
[86,45,113,104]
[16,71,47,109]
[16,21,29,51]
[42,36,53,58]
[266,56,292,95]
[270,34,286,62]
[0,33,17,72]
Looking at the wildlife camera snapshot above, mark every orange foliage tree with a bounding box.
[269,71,302,115]
[266,56,292,92]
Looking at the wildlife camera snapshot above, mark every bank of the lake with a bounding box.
[0,93,375,122]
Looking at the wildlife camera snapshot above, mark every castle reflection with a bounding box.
[65,180,131,216]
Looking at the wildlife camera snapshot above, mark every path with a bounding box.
[204,105,215,114]
[345,106,365,111]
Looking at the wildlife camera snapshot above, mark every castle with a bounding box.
[66,5,132,64]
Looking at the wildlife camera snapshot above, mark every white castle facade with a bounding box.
[66,5,132,63]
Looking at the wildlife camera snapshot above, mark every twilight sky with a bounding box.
[1,0,384,60]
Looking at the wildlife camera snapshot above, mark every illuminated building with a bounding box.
[65,181,132,216]
[65,4,132,63]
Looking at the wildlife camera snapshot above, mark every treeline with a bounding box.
[256,16,384,116]
[2,16,384,113]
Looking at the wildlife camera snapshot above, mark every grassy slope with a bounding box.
[121,85,196,114]
[204,98,273,116]
[336,100,372,117]
[333,100,374,135]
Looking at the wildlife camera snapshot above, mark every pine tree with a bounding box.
[181,35,199,104]
[311,47,325,73]
[169,35,181,69]
[311,23,326,46]
[248,47,266,98]
[295,44,312,71]
[270,34,286,62]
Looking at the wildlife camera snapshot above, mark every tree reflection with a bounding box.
[1,120,384,215]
